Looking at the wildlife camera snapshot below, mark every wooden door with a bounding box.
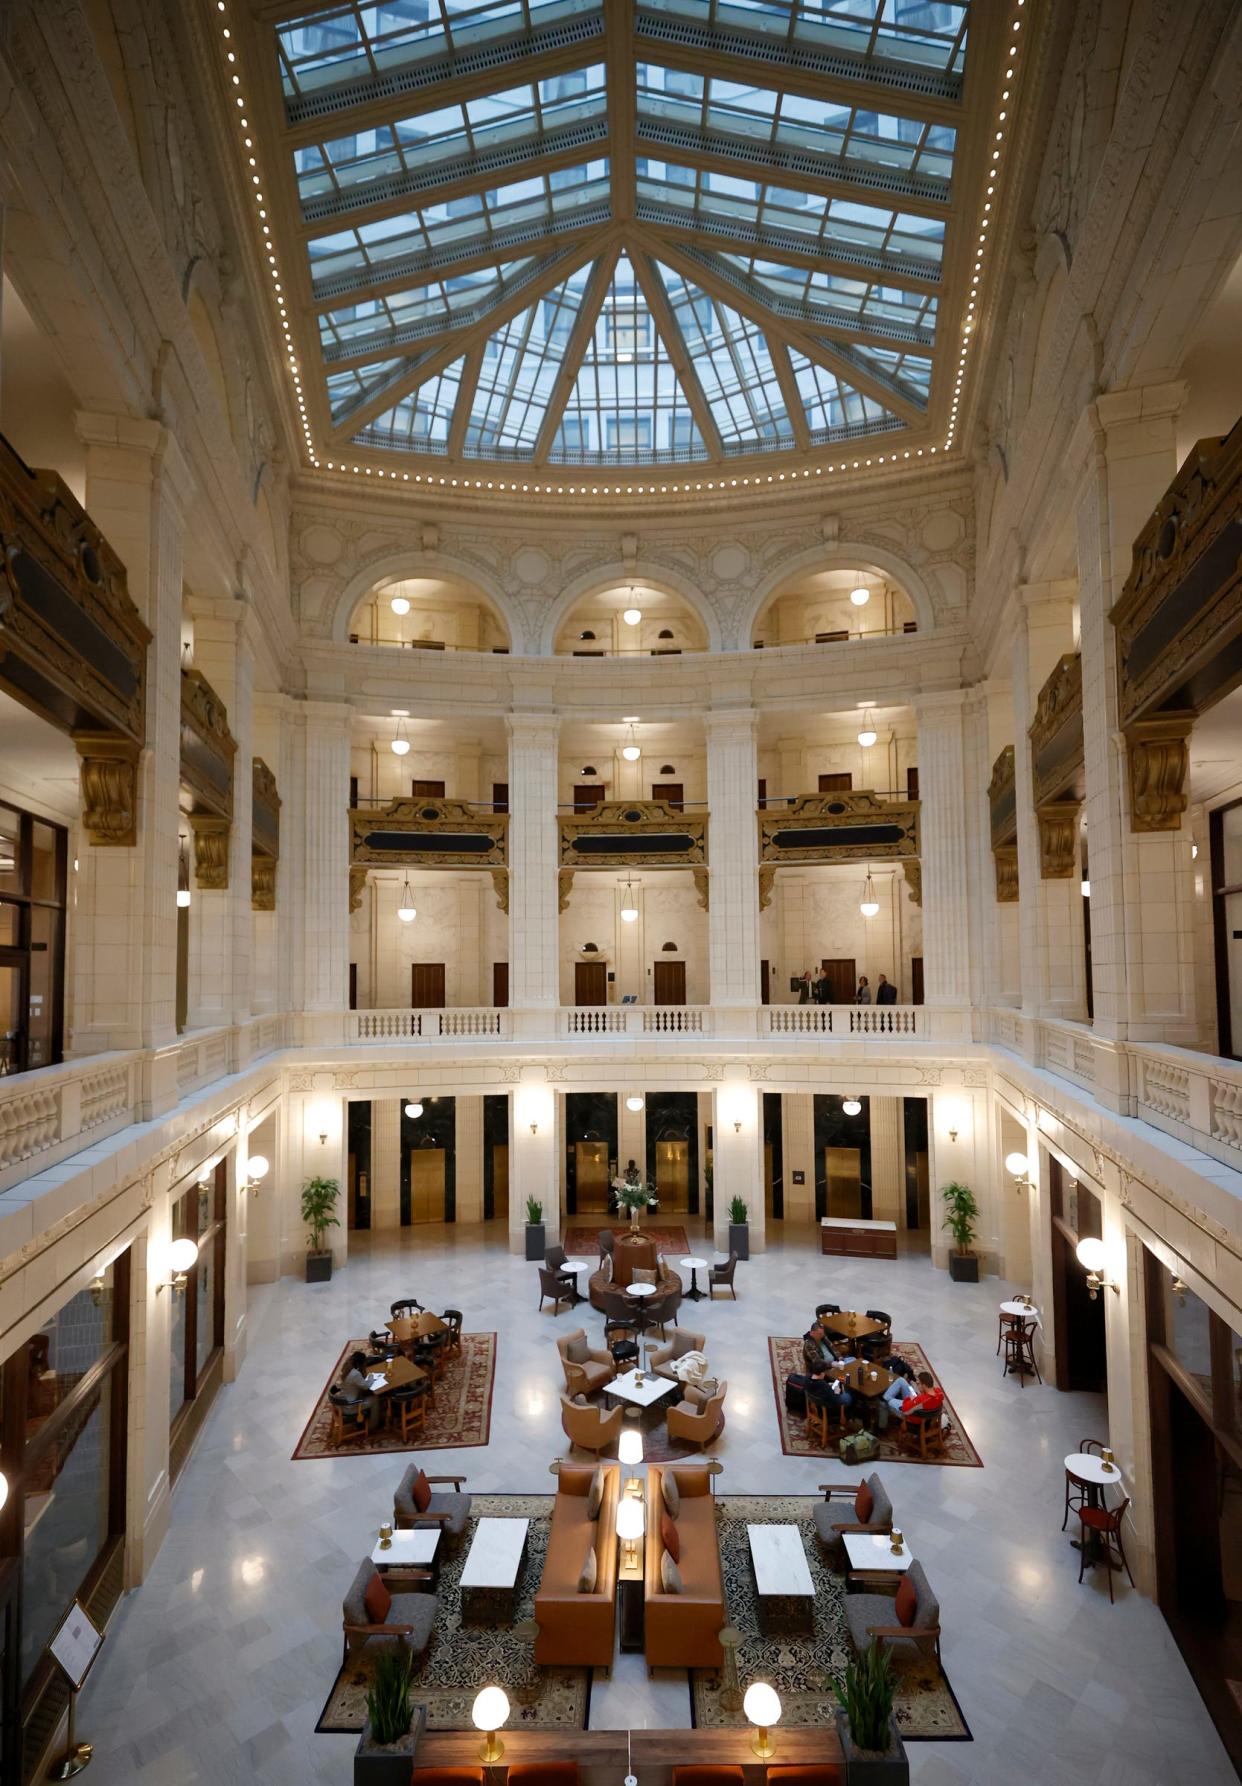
[906,766,919,800]
[574,784,605,811]
[821,957,856,1003]
[492,962,509,1007]
[819,772,852,792]
[652,782,684,810]
[411,779,445,798]
[411,963,446,1007]
[575,960,607,1005]
[492,782,509,814]
[652,960,686,1005]
[349,962,357,1011]
[757,778,767,809]
[910,956,924,1005]
[760,958,770,1005]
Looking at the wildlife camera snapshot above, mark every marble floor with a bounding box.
[78,1221,1236,1786]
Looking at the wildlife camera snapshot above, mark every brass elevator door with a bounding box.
[409,1148,446,1223]
[491,1143,509,1221]
[575,1141,611,1213]
[825,1145,863,1219]
[655,1138,689,1211]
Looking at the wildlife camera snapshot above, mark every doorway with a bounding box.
[652,959,686,1005]
[760,959,770,1005]
[1210,797,1242,1058]
[574,784,605,811]
[644,1091,699,1214]
[902,1096,929,1229]
[565,1092,618,1216]
[820,958,856,1003]
[910,957,924,1005]
[1048,1158,1107,1393]
[763,1090,783,1220]
[819,773,853,792]
[652,782,684,810]
[483,1094,509,1221]
[412,963,446,1007]
[813,1094,871,1219]
[408,1148,446,1223]
[400,1097,455,1223]
[492,962,509,1007]
[575,960,608,1005]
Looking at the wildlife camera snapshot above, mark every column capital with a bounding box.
[506,710,560,745]
[912,687,969,724]
[703,706,758,740]
[1015,578,1077,611]
[74,410,196,507]
[299,697,353,732]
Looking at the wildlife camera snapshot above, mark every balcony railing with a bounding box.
[350,1009,510,1040]
[767,1005,923,1036]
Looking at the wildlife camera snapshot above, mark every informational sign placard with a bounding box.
[49,1602,104,1692]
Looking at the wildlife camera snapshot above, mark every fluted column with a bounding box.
[302,701,352,1031]
[869,1096,902,1224]
[507,713,560,1017]
[912,691,972,1022]
[705,709,761,1014]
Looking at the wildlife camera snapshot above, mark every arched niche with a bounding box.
[347,571,512,655]
[548,574,714,657]
[748,553,925,650]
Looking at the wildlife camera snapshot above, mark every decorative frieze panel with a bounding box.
[74,732,141,847]
[180,667,236,819]
[988,744,1019,901]
[758,791,919,865]
[558,799,707,869]
[993,843,1019,903]
[349,799,508,912]
[190,814,230,891]
[251,757,280,910]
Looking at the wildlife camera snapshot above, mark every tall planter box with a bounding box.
[948,1252,979,1283]
[524,1222,546,1262]
[354,1706,425,1785]
[835,1710,909,1785]
[306,1250,333,1283]
[728,1222,750,1262]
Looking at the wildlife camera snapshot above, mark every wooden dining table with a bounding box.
[838,1359,895,1398]
[821,1310,885,1343]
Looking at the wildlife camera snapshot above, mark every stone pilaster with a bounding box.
[869,1096,902,1224]
[507,713,560,1014]
[911,691,973,1019]
[370,1096,402,1231]
[454,1095,485,1224]
[712,1081,764,1253]
[705,710,761,1013]
[301,701,352,1028]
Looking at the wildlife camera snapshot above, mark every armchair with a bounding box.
[666,1380,727,1447]
[538,1266,575,1315]
[328,1386,376,1445]
[560,1392,625,1455]
[556,1328,617,1397]
[709,1254,739,1299]
[341,1556,438,1660]
[648,1329,707,1382]
[393,1466,472,1542]
[843,1558,941,1663]
[812,1472,893,1560]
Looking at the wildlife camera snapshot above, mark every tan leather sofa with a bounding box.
[643,1464,724,1668]
[534,1463,620,1666]
[560,1392,624,1454]
[666,1380,727,1447]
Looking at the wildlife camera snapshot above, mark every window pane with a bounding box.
[27,905,58,1070]
[25,1272,118,1442]
[0,963,22,1076]
[195,1243,218,1381]
[1167,1277,1213,1399]
[169,1284,189,1425]
[0,902,18,945]
[0,808,19,897]
[21,1390,111,1682]
[29,822,60,902]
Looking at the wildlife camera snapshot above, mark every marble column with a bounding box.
[781,1092,816,1223]
[301,701,352,1038]
[371,1097,402,1231]
[456,1095,485,1224]
[712,1081,765,1253]
[912,691,973,1027]
[507,713,560,1020]
[509,1081,561,1253]
[705,710,761,1017]
[869,1096,902,1224]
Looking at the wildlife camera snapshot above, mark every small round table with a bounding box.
[563,1258,594,1302]
[680,1255,709,1300]
[625,1280,658,1370]
[626,1281,657,1300]
[1000,1299,1040,1324]
[1065,1451,1120,1565]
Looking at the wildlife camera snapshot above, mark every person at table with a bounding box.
[883,1368,943,1416]
[855,975,872,1005]
[802,1323,837,1371]
[796,970,812,1005]
[875,973,897,1006]
[807,1363,854,1415]
[339,1351,384,1431]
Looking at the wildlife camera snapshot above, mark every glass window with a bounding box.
[24,1272,118,1442]
[0,962,20,1077]
[1167,1278,1214,1398]
[0,803,67,1075]
[0,807,21,896]
[21,1390,111,1681]
[29,822,61,903]
[195,1246,218,1381]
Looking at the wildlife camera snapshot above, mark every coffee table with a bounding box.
[604,1367,678,1426]
[371,1528,440,1572]
[843,1530,911,1586]
[747,1523,815,1635]
[460,1516,530,1622]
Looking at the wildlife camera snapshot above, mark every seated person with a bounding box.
[883,1368,943,1416]
[807,1363,854,1413]
[802,1323,837,1372]
[339,1350,371,1398]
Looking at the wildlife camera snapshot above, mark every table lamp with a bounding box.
[618,1428,644,1497]
[743,1681,781,1758]
[471,1685,510,1762]
[616,1496,645,1568]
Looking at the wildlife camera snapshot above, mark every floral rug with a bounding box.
[767,1338,983,1468]
[563,1224,692,1258]
[293,1334,495,1460]
[316,1494,591,1733]
[690,1495,971,1743]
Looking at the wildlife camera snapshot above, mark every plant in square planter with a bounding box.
[728,1195,750,1261]
[302,1175,340,1283]
[524,1196,545,1262]
[942,1180,980,1283]
[833,1638,909,1784]
[354,1646,425,1785]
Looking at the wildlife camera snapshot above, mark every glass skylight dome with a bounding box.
[268,0,972,475]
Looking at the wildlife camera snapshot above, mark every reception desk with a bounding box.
[820,1216,898,1259]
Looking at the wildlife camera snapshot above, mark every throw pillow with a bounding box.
[660,1471,680,1517]
[565,1336,590,1364]
[855,1480,874,1524]
[586,1463,605,1520]
[573,1393,588,1407]
[660,1511,680,1562]
[577,1543,598,1594]
[632,1266,657,1285]
[660,1552,683,1594]
[363,1572,391,1625]
[894,1572,917,1628]
[603,1255,614,1282]
[411,1469,432,1513]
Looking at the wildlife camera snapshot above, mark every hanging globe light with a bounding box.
[391,715,410,756]
[405,1101,424,1119]
[390,595,411,615]
[859,872,880,918]
[622,587,642,626]
[842,1097,862,1117]
[397,878,417,923]
[849,585,870,607]
[622,721,641,762]
[626,1096,645,1112]
[857,727,877,748]
[620,879,639,922]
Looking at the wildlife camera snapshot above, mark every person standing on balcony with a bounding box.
[875,974,897,1006]
[797,970,812,1004]
[814,968,831,1004]
[855,976,872,1004]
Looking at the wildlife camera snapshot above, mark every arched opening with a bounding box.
[553,581,709,656]
[752,564,918,648]
[348,574,511,655]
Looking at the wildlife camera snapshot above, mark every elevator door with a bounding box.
[655,1138,689,1211]
[824,1145,863,1218]
[491,1143,509,1221]
[408,1148,446,1223]
[575,1140,611,1212]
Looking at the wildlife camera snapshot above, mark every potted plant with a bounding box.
[942,1180,980,1283]
[833,1639,908,1784]
[301,1176,340,1283]
[524,1195,545,1262]
[728,1195,750,1261]
[354,1646,425,1784]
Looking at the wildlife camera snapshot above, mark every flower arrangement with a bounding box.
[611,1176,658,1212]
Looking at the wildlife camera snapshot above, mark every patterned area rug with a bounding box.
[316,1494,591,1734]
[293,1334,495,1460]
[690,1495,971,1743]
[563,1224,692,1258]
[767,1338,982,1468]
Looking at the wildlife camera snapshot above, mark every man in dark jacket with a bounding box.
[875,974,897,1005]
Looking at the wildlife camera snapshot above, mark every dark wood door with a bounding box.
[575,961,608,1005]
[757,778,767,809]
[819,772,852,792]
[760,958,770,1005]
[906,766,919,800]
[652,782,684,811]
[411,963,446,1007]
[411,779,445,798]
[910,956,924,1005]
[574,784,605,811]
[349,775,359,806]
[349,963,357,1011]
[821,957,856,1003]
[652,960,686,1005]
[492,782,509,814]
[492,962,509,1007]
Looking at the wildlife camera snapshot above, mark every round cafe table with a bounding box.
[1000,1299,1040,1325]
[1065,1451,1120,1566]
[680,1255,709,1300]
[563,1257,593,1301]
[626,1281,657,1300]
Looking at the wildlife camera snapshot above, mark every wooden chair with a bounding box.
[767,1767,846,1786]
[390,1384,428,1443]
[328,1388,374,1447]
[440,1309,463,1357]
[1078,1495,1134,1602]
[672,1770,743,1786]
[1062,1439,1107,1529]
[1002,1324,1041,1385]
[896,1405,945,1460]
[709,1253,739,1299]
[816,1302,841,1320]
[509,1766,582,1786]
[996,1309,1024,1354]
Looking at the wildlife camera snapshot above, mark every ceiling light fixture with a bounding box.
[626,1095,645,1112]
[622,722,641,762]
[842,1097,862,1117]
[849,585,870,607]
[620,880,639,923]
[857,727,877,748]
[391,716,410,757]
[859,873,880,919]
[404,1101,423,1119]
[390,595,410,615]
[397,879,417,923]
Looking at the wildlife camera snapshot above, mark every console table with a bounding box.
[412,1726,845,1783]
[820,1216,897,1259]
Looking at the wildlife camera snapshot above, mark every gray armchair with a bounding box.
[556,1328,617,1396]
[813,1472,893,1561]
[538,1266,574,1314]
[844,1558,940,1662]
[341,1556,438,1661]
[393,1466,471,1542]
[648,1329,707,1382]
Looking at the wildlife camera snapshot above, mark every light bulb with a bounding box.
[247,1154,270,1181]
[623,607,642,626]
[622,744,641,762]
[849,586,870,607]
[1005,1152,1030,1177]
[626,1095,645,1112]
[405,1101,423,1119]
[615,1499,645,1542]
[857,728,877,747]
[842,1098,862,1116]
[398,903,416,922]
[169,1237,199,1274]
[176,888,192,908]
[860,897,879,918]
[391,736,410,756]
[620,902,639,923]
[390,596,410,615]
[1076,1237,1107,1273]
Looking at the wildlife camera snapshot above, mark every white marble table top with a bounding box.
[843,1531,912,1575]
[563,1258,594,1276]
[679,1255,709,1269]
[608,1368,677,1409]
[626,1281,657,1298]
[1065,1452,1120,1486]
[460,1517,529,1589]
[370,1529,440,1568]
[1000,1300,1040,1321]
[747,1522,814,1598]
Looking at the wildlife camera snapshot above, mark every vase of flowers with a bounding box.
[612,1176,658,1229]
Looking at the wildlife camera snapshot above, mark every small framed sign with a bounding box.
[49,1601,104,1692]
[792,1170,805,1186]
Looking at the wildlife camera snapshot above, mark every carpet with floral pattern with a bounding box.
[316,1494,591,1733]
[293,1333,495,1460]
[563,1224,692,1258]
[690,1494,970,1742]
[767,1337,983,1467]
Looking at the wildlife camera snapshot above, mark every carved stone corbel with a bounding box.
[1126,712,1193,832]
[558,868,574,912]
[903,859,922,907]
[993,845,1019,903]
[348,863,368,912]
[73,732,140,846]
[490,867,509,914]
[1035,799,1080,879]
[758,864,776,911]
[251,856,276,911]
[692,866,710,911]
[189,814,230,889]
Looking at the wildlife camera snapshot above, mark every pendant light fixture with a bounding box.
[857,726,877,748]
[176,841,192,909]
[391,712,410,756]
[620,878,639,922]
[622,720,641,762]
[397,878,417,923]
[859,871,879,918]
[622,586,642,626]
[849,583,870,607]
[842,1097,862,1117]
[390,594,410,615]
[404,1101,424,1119]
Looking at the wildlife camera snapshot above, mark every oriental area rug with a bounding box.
[767,1337,983,1468]
[690,1495,971,1743]
[293,1333,495,1460]
[316,1494,591,1734]
[563,1224,692,1258]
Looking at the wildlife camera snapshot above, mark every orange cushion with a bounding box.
[767,1768,846,1786]
[413,1772,486,1786]
[855,1480,873,1523]
[894,1572,917,1628]
[363,1572,391,1624]
[661,1511,680,1562]
[671,1770,745,1786]
[411,1469,432,1512]
[508,1766,582,1786]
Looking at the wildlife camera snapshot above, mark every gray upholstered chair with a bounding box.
[341,1556,438,1660]
[393,1466,471,1542]
[709,1253,739,1298]
[556,1328,617,1396]
[648,1329,707,1382]
[560,1392,624,1455]
[812,1472,893,1560]
[538,1265,574,1314]
[844,1558,941,1662]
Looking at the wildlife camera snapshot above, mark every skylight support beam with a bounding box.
[532,244,620,464]
[769,339,811,452]
[447,349,483,459]
[307,220,604,314]
[630,242,725,463]
[606,0,637,222]
[640,217,939,299]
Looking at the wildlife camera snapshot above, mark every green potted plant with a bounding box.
[524,1195,545,1262]
[354,1645,424,1784]
[942,1180,980,1283]
[833,1639,907,1783]
[728,1194,749,1261]
[301,1175,340,1282]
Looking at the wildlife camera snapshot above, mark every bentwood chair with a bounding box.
[391,1298,423,1321]
[1077,1495,1134,1601]
[441,1308,463,1356]
[1062,1440,1107,1529]
[1002,1323,1041,1385]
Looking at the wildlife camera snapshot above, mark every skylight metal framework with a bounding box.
[240,0,1006,475]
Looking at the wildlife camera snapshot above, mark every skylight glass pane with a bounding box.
[639,1,969,78]
[465,267,591,453]
[712,253,938,343]
[551,253,706,463]
[656,263,791,446]
[318,259,542,358]
[351,356,465,451]
[845,341,933,401]
[789,349,902,439]
[325,356,409,420]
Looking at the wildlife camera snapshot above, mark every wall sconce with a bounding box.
[245,1154,270,1196]
[1006,1151,1035,1192]
[89,1271,106,1307]
[1076,1236,1117,1298]
[158,1237,200,1295]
